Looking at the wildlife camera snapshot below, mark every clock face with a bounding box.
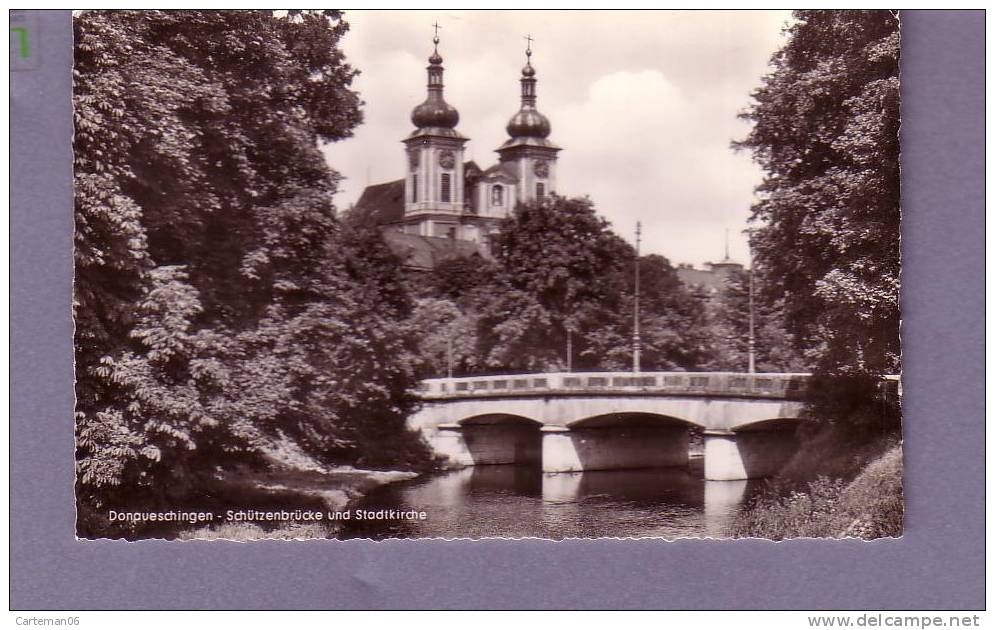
[438,150,455,169]
[407,150,419,170]
[533,160,549,178]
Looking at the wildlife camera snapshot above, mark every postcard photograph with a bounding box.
[73,9,902,541]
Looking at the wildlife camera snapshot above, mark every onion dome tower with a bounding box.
[496,36,561,205]
[403,25,469,227]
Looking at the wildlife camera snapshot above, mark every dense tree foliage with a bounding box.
[591,254,714,370]
[429,253,500,306]
[481,196,631,371]
[735,10,900,378]
[704,268,808,373]
[419,197,712,374]
[407,297,480,376]
[735,10,901,430]
[73,10,428,534]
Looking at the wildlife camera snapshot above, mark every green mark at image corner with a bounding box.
[10,26,29,58]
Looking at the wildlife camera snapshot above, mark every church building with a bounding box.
[353,32,560,268]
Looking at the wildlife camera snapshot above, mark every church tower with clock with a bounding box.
[398,30,471,241]
[354,29,563,266]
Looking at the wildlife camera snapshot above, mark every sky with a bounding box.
[322,10,793,268]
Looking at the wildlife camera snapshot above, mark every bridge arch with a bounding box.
[730,417,806,432]
[540,412,695,473]
[454,413,542,466]
[567,411,701,430]
[457,413,543,427]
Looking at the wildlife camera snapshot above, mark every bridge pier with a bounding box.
[432,424,475,466]
[703,429,799,480]
[432,423,542,466]
[541,425,690,473]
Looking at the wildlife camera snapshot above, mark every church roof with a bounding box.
[481,162,518,183]
[496,135,561,152]
[464,160,482,178]
[381,231,486,271]
[352,178,405,225]
[405,127,468,141]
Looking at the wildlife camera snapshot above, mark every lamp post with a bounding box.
[566,327,573,373]
[633,221,641,374]
[446,334,454,380]
[746,229,756,374]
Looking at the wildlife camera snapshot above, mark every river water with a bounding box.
[340,458,766,540]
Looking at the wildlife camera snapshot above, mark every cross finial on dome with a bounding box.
[429,21,443,65]
[521,34,536,78]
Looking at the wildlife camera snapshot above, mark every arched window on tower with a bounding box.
[536,182,545,201]
[491,185,504,206]
[411,174,418,203]
[441,173,452,203]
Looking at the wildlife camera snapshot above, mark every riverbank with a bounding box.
[165,432,428,540]
[734,433,903,540]
[175,465,420,540]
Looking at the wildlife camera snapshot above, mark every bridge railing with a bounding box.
[417,372,813,400]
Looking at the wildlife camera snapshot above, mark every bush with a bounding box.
[735,444,903,540]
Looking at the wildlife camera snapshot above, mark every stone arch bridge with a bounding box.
[409,372,813,480]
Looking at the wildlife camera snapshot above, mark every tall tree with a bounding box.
[73,10,427,534]
[431,196,713,373]
[735,10,900,378]
[480,196,630,371]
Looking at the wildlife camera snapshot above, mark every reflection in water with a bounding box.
[341,461,763,540]
[704,480,749,538]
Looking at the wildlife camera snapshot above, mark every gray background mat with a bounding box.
[9,10,985,610]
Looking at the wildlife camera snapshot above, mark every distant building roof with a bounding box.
[381,231,486,271]
[706,259,744,273]
[676,266,725,294]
